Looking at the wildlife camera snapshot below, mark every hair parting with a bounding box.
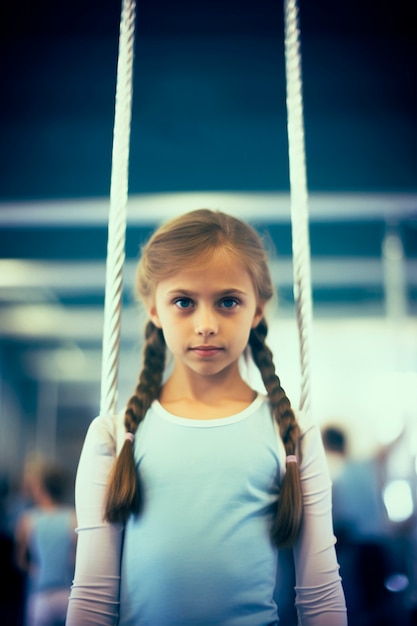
[249,318,303,548]
[104,321,166,523]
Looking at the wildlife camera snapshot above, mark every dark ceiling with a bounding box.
[0,0,416,199]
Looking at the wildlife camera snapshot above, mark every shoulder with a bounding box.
[265,398,325,472]
[260,394,314,437]
[257,395,313,432]
[295,407,316,436]
[296,409,331,483]
[295,407,324,451]
[82,410,126,457]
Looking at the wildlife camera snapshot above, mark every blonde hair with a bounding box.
[104,209,302,548]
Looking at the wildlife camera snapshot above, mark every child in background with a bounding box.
[16,462,76,626]
[66,209,347,626]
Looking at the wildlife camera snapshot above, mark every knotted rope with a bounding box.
[100,0,136,416]
[284,0,314,415]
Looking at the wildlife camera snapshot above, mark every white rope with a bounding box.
[100,0,136,416]
[284,0,314,415]
[98,0,311,417]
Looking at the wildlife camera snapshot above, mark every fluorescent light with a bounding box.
[0,192,416,226]
[383,480,414,522]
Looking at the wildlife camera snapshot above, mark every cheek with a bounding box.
[158,317,182,348]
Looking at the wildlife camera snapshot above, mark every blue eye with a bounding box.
[174,298,193,309]
[219,297,239,309]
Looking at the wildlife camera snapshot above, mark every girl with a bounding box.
[66,209,347,626]
[16,462,76,626]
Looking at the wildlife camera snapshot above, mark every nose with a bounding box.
[194,306,218,337]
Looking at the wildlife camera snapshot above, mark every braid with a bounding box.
[249,318,303,548]
[124,321,166,434]
[104,321,166,523]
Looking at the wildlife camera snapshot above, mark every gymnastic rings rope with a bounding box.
[100,0,136,416]
[284,0,313,416]
[100,0,313,418]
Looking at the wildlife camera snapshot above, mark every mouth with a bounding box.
[190,346,223,358]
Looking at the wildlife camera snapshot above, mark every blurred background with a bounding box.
[0,0,416,624]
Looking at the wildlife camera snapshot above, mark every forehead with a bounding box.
[157,248,255,293]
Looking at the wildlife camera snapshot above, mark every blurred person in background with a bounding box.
[15,462,76,626]
[322,425,416,626]
[0,459,48,626]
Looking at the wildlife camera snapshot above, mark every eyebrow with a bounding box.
[167,288,248,297]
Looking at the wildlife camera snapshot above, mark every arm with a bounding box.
[293,417,347,626]
[66,415,124,626]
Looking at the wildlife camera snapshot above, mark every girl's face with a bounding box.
[148,248,264,379]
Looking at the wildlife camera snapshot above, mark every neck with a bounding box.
[160,361,255,410]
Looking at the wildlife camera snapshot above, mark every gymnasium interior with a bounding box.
[0,1,416,624]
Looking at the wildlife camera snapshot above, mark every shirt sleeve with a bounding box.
[292,414,348,626]
[66,415,124,626]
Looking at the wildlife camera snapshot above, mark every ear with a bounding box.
[147,303,163,329]
[251,302,265,329]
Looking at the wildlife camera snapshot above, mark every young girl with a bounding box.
[16,462,76,626]
[66,209,347,626]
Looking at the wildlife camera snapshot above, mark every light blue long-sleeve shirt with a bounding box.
[67,395,347,626]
